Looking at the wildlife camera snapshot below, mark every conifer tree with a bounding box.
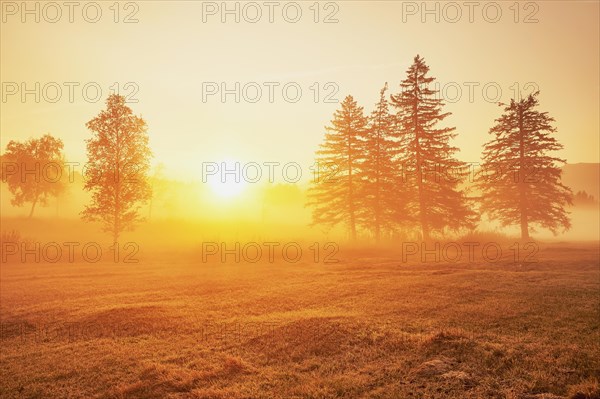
[307,95,368,241]
[361,83,405,242]
[390,55,476,240]
[478,92,572,239]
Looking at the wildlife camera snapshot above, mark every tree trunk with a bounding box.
[520,217,529,241]
[411,68,429,242]
[518,105,529,241]
[28,195,39,218]
[375,176,381,243]
[349,186,357,242]
[413,77,428,242]
[114,130,122,244]
[375,123,381,244]
[348,136,357,242]
[417,153,429,242]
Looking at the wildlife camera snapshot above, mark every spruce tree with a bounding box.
[478,91,572,239]
[390,55,476,240]
[361,83,404,242]
[307,95,368,241]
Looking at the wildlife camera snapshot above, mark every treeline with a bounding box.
[0,55,576,242]
[573,190,598,208]
[307,55,573,241]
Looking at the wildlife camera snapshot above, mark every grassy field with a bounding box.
[1,243,599,398]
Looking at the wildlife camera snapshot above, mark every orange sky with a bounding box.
[1,1,599,181]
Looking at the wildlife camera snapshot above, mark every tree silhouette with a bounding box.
[307,95,368,241]
[573,190,597,208]
[361,83,405,242]
[478,92,572,239]
[391,55,476,240]
[82,94,152,242]
[1,134,66,218]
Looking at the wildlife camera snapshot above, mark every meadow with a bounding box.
[1,241,598,398]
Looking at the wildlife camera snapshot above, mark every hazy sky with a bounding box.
[2,1,599,180]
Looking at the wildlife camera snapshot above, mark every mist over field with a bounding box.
[1,163,598,248]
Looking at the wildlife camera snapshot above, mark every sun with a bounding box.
[209,178,247,198]
[206,159,248,199]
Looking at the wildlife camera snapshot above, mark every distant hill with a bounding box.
[561,163,600,199]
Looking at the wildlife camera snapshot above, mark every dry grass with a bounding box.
[1,243,598,398]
